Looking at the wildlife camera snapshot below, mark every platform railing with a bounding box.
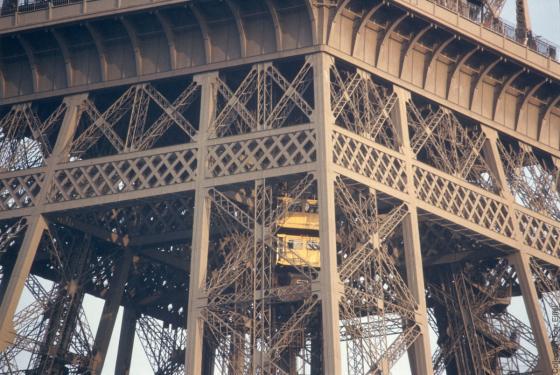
[429,0,558,61]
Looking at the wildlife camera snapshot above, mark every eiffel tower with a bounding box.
[0,0,558,374]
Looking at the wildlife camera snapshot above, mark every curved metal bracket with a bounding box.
[85,22,108,81]
[538,95,560,142]
[303,0,318,45]
[224,0,247,58]
[155,11,177,70]
[351,2,385,56]
[423,34,455,89]
[493,68,524,121]
[327,0,351,45]
[265,0,282,51]
[470,56,502,110]
[189,2,211,64]
[16,34,38,93]
[399,23,432,78]
[51,29,73,87]
[376,13,408,67]
[516,78,547,131]
[447,46,479,98]
[121,18,142,76]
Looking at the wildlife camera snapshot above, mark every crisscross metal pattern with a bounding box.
[0,171,44,210]
[48,148,197,202]
[414,166,515,237]
[332,130,407,192]
[517,211,560,258]
[207,130,316,177]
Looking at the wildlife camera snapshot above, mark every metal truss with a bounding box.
[0,52,558,375]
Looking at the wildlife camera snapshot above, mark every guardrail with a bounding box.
[429,0,558,61]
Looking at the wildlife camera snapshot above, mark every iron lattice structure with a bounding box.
[0,0,559,374]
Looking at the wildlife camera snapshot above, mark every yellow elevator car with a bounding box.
[275,197,321,268]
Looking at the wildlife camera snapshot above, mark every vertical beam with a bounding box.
[510,252,554,374]
[481,126,555,373]
[0,215,46,352]
[311,52,342,375]
[185,71,218,375]
[115,307,137,375]
[0,93,85,352]
[89,248,133,374]
[392,85,434,375]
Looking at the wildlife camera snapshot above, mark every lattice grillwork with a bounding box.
[49,148,196,202]
[414,166,515,237]
[0,172,44,210]
[499,140,560,221]
[207,130,316,177]
[517,211,560,258]
[333,131,407,192]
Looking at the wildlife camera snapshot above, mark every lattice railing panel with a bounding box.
[207,130,316,178]
[0,171,44,210]
[517,211,560,258]
[333,130,407,192]
[413,166,515,237]
[48,148,197,202]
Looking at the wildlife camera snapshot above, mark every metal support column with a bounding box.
[312,52,343,375]
[115,307,137,375]
[90,248,133,374]
[185,71,218,375]
[481,125,555,374]
[0,93,86,352]
[393,85,434,375]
